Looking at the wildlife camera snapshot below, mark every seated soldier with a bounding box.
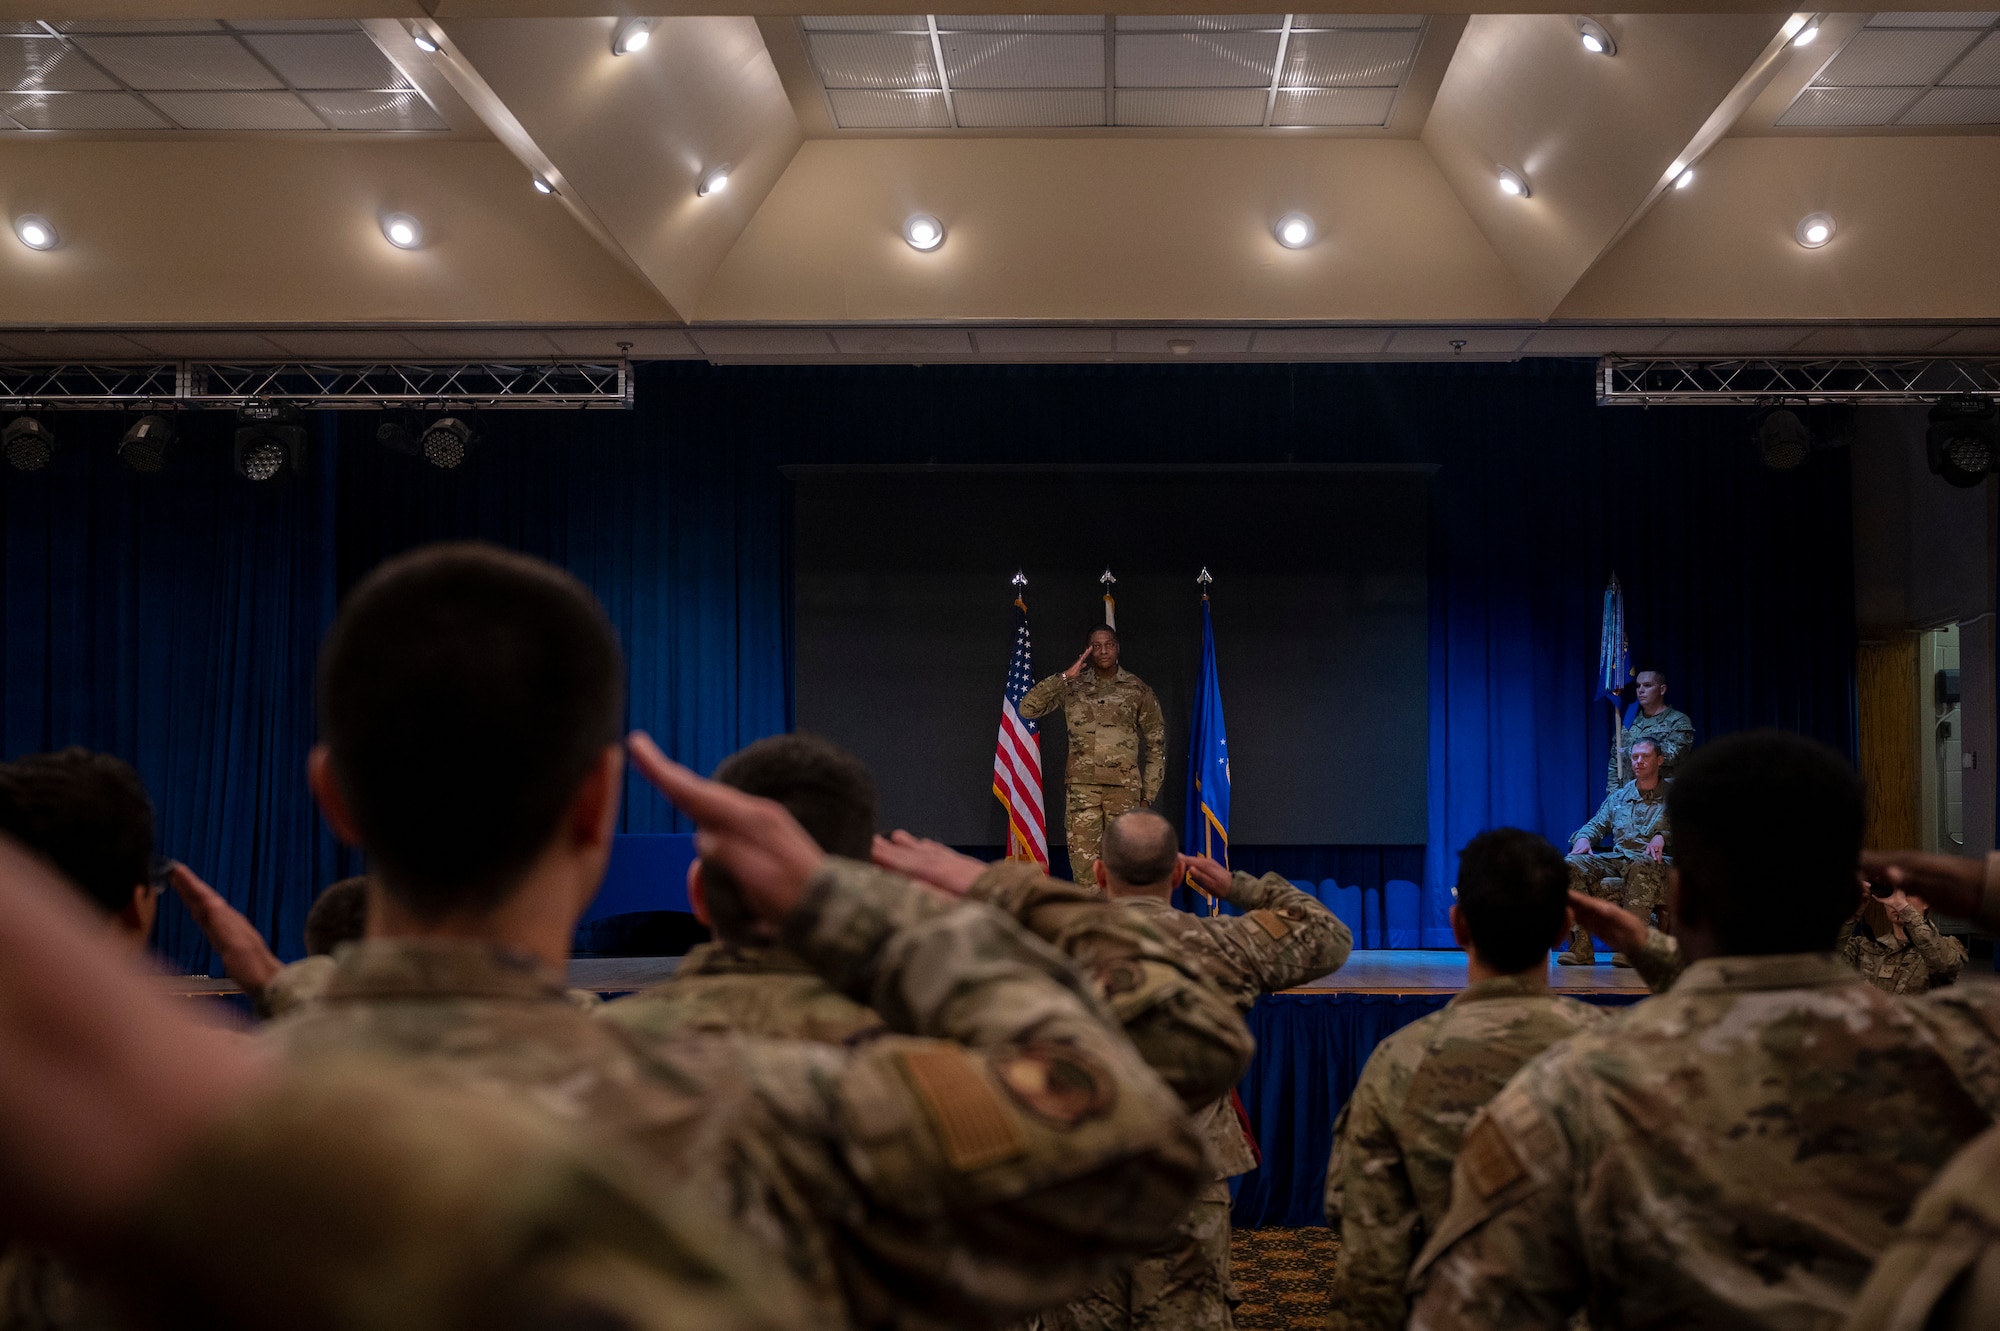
[1326,828,1607,1331]
[1837,879,1966,995]
[1561,735,1669,967]
[268,541,1209,1331]
[1406,731,2000,1331]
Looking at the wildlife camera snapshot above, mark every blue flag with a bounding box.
[1597,575,1631,703]
[1183,597,1230,899]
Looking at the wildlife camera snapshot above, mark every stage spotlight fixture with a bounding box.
[698,164,731,197]
[232,402,306,482]
[1673,166,1695,189]
[14,215,57,250]
[1753,407,1812,471]
[532,176,555,195]
[375,416,422,458]
[1274,212,1315,248]
[903,214,944,251]
[420,417,474,469]
[3,416,55,472]
[382,213,422,249]
[1794,20,1820,45]
[1498,167,1531,198]
[118,414,173,474]
[1576,17,1616,55]
[409,27,439,52]
[1795,211,1834,248]
[1927,396,1999,489]
[613,18,652,55]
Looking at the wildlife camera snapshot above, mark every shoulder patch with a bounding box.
[901,1047,1026,1172]
[996,1046,1119,1128]
[1248,908,1292,940]
[1460,1115,1526,1199]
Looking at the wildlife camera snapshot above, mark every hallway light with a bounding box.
[1274,213,1315,248]
[382,213,422,249]
[698,164,731,197]
[1576,17,1616,55]
[1793,21,1820,45]
[613,19,652,55]
[1795,212,1834,248]
[903,214,944,251]
[1498,167,1531,198]
[14,215,57,250]
[409,27,439,53]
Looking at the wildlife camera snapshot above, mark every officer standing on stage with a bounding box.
[1610,668,1694,788]
[1019,625,1166,887]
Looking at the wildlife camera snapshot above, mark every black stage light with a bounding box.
[4,415,55,472]
[118,414,174,473]
[419,416,473,470]
[1753,407,1811,471]
[1926,396,1998,489]
[233,402,306,482]
[375,415,423,458]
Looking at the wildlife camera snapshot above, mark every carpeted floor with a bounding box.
[1231,1226,1339,1330]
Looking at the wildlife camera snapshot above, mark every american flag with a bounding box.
[992,593,1048,869]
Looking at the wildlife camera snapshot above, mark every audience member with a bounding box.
[1561,735,1669,966]
[1407,730,2000,1331]
[1837,881,1965,994]
[1326,828,1605,1331]
[0,747,159,948]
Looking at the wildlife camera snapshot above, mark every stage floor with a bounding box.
[157,950,1648,999]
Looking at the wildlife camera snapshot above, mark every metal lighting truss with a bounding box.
[0,361,632,410]
[1598,357,2000,406]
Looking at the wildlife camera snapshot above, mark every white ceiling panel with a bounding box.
[74,35,281,91]
[1777,85,1922,126]
[243,33,409,91]
[1281,29,1419,86]
[1115,16,1282,31]
[1864,12,2000,27]
[0,37,119,92]
[1,90,167,128]
[1898,85,2000,122]
[808,32,940,89]
[1942,32,2000,85]
[1272,86,1395,125]
[941,33,1103,88]
[1295,14,1425,28]
[939,16,1105,31]
[801,16,919,31]
[953,88,1105,125]
[146,89,323,129]
[1115,87,1266,124]
[826,88,951,127]
[303,89,446,130]
[1815,29,1981,87]
[1116,32,1281,87]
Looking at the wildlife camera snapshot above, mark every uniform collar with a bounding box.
[323,937,569,1003]
[1448,973,1557,1007]
[675,940,816,978]
[1114,893,1180,916]
[1670,952,1857,993]
[1086,666,1129,685]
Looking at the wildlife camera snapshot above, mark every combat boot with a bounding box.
[1557,927,1596,966]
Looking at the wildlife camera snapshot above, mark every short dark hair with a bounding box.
[1637,668,1667,687]
[703,733,878,945]
[1629,737,1660,755]
[0,747,154,917]
[1456,828,1570,973]
[1090,624,1119,641]
[304,876,370,956]
[1102,810,1178,886]
[318,543,625,919]
[1668,729,1863,955]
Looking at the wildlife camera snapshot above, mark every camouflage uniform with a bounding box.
[1844,1119,2000,1331]
[1406,959,2000,1331]
[1837,904,1968,995]
[1046,870,1354,1331]
[1609,705,1694,789]
[610,941,888,1047]
[1565,780,1670,961]
[265,858,1210,1331]
[256,951,337,1020]
[1018,669,1166,886]
[1323,975,1608,1331]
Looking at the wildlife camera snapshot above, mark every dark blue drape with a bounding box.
[0,361,1854,970]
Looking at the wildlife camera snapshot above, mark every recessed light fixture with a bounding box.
[381,213,422,249]
[1793,20,1820,46]
[409,27,439,53]
[903,214,944,251]
[1673,166,1695,189]
[14,215,57,250]
[532,176,555,195]
[1273,212,1315,249]
[698,164,731,197]
[1576,17,1616,55]
[1796,211,1835,248]
[1497,167,1531,198]
[612,18,652,55]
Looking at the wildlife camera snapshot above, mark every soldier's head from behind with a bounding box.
[1097,809,1179,898]
[1087,624,1120,675]
[0,747,159,949]
[697,733,877,947]
[1629,737,1662,785]
[304,876,370,956]
[1667,729,1862,960]
[312,543,626,938]
[1453,829,1572,975]
[1635,669,1668,711]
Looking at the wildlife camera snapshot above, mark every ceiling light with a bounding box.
[233,402,305,482]
[118,414,173,474]
[698,164,731,197]
[1167,339,1195,356]
[3,416,55,472]
[409,28,439,53]
[1793,21,1820,46]
[1795,211,1834,248]
[1274,212,1315,249]
[1576,17,1616,55]
[1497,167,1531,198]
[612,18,652,55]
[14,215,57,250]
[903,214,944,251]
[381,213,422,250]
[1673,167,1695,189]
[420,417,474,470]
[532,176,555,195]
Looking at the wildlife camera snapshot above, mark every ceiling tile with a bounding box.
[808,32,939,88]
[1115,88,1266,125]
[243,33,409,90]
[940,32,1103,88]
[1897,85,2000,122]
[1,91,167,128]
[1864,12,1999,27]
[1248,328,1392,354]
[801,16,921,32]
[1113,328,1254,353]
[1814,28,1981,87]
[1115,16,1283,31]
[1294,14,1426,29]
[1271,86,1394,125]
[691,329,839,357]
[221,19,360,33]
[953,88,1105,126]
[830,328,974,354]
[1116,31,1280,87]
[825,88,951,128]
[0,38,120,92]
[74,35,282,91]
[1281,29,1419,86]
[303,90,447,131]
[1941,32,2000,85]
[145,90,324,129]
[48,20,223,33]
[1777,86,1921,126]
[939,16,1105,32]
[971,328,1116,356]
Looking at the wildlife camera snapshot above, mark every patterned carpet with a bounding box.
[1231,1226,1340,1330]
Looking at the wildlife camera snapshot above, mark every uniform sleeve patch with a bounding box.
[1460,1115,1527,1199]
[1248,908,1292,940]
[996,1046,1119,1128]
[901,1047,1026,1172]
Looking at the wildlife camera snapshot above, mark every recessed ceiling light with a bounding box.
[1274,212,1315,249]
[698,164,731,197]
[409,28,439,53]
[532,176,555,195]
[1497,167,1531,198]
[1796,211,1834,248]
[14,215,57,250]
[1576,17,1616,55]
[1793,21,1820,46]
[613,18,652,55]
[903,213,944,251]
[1673,167,1695,189]
[382,213,422,249]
